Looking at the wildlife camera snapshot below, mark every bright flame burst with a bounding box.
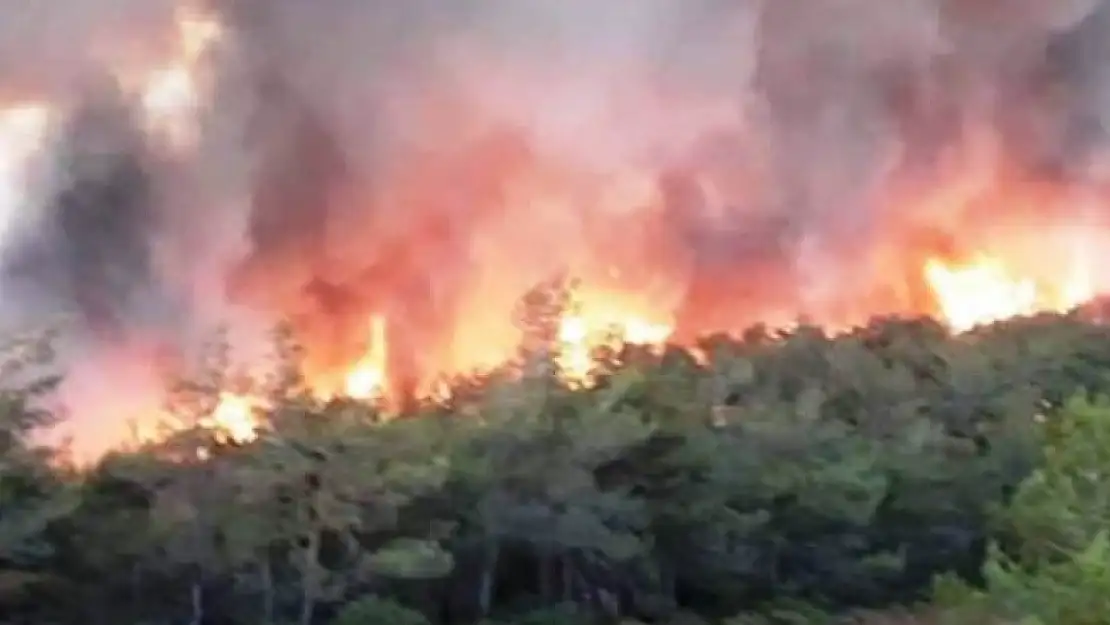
[557,313,672,381]
[202,314,389,447]
[201,392,259,446]
[924,254,1092,332]
[344,315,388,400]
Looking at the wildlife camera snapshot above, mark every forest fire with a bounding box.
[0,1,1108,458]
[342,315,388,401]
[201,391,257,445]
[924,254,1091,332]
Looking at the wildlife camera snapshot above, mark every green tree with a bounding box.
[0,326,75,607]
[240,396,451,625]
[331,595,430,625]
[936,396,1110,624]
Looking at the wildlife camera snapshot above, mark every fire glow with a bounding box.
[923,255,1090,333]
[0,3,1107,456]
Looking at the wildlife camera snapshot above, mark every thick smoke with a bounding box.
[1,0,1109,455]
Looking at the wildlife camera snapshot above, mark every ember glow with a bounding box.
[1,0,1109,458]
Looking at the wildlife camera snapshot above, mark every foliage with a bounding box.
[485,603,582,625]
[935,396,1110,624]
[0,325,73,601]
[331,595,430,625]
[2,306,1110,623]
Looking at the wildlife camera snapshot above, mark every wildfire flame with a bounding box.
[1,3,1108,459]
[343,315,388,400]
[924,254,1093,332]
[923,256,1038,332]
[174,247,1100,450]
[202,392,259,446]
[557,312,672,381]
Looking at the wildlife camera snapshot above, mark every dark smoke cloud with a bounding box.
[1,0,1110,454]
[197,0,1110,347]
[36,87,158,334]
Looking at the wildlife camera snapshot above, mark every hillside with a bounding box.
[1,303,1110,624]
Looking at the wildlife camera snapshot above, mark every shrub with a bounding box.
[332,596,430,625]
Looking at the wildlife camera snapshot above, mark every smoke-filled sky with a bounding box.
[1,0,1109,457]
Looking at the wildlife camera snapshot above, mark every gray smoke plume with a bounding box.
[0,0,1109,455]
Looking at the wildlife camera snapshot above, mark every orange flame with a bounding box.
[558,315,673,379]
[202,392,259,445]
[924,253,1092,332]
[344,315,388,400]
[3,6,1109,461]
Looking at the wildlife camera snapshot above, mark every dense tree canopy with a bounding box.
[3,294,1110,624]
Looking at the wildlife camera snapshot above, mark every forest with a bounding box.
[3,283,1110,625]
